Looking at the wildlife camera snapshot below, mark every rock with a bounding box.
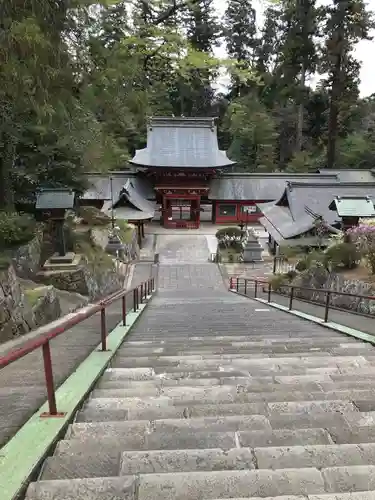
[32,287,62,326]
[290,264,375,315]
[39,262,125,301]
[12,234,42,278]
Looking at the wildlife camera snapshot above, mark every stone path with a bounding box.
[24,234,375,499]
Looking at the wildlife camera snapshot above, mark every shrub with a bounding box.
[0,212,36,249]
[215,226,242,240]
[278,245,305,260]
[78,206,110,226]
[347,224,375,274]
[269,273,287,291]
[295,258,309,272]
[285,269,297,281]
[324,242,360,270]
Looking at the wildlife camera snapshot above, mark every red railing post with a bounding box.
[133,289,137,311]
[244,279,247,295]
[100,307,107,351]
[140,284,143,304]
[42,341,57,415]
[229,277,233,289]
[122,295,126,326]
[236,277,239,292]
[144,282,147,300]
[267,282,272,302]
[254,280,258,298]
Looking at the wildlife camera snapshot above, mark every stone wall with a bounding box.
[288,264,375,315]
[11,233,42,278]
[0,265,61,343]
[40,261,125,301]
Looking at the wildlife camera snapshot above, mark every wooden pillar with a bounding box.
[162,196,170,227]
[190,200,195,221]
[137,222,142,247]
[141,222,145,238]
[211,200,216,224]
[196,197,201,227]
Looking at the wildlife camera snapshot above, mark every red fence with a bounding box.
[229,276,375,323]
[0,277,155,418]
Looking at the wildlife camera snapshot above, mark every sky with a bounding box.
[214,0,375,97]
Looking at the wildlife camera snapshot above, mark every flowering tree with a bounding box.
[347,220,375,274]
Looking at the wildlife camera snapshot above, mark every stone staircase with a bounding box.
[22,238,375,499]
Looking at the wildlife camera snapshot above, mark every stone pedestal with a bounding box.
[42,253,81,271]
[243,240,263,262]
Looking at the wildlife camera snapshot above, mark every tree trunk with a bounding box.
[0,133,15,211]
[295,64,306,152]
[327,35,343,169]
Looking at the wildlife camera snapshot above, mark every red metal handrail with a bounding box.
[0,277,155,417]
[229,276,375,324]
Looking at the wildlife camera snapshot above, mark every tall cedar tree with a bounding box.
[323,0,373,168]
[224,0,258,98]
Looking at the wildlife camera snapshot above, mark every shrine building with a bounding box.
[131,116,235,229]
[80,116,375,235]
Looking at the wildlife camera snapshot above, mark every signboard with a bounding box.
[242,205,257,213]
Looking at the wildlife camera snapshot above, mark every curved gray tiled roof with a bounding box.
[259,180,375,243]
[131,117,235,168]
[285,182,375,224]
[209,173,338,201]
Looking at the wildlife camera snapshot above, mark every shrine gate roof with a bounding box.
[131,117,235,169]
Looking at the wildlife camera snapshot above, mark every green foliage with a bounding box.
[324,242,360,270]
[295,258,309,272]
[227,95,277,171]
[216,226,243,240]
[116,220,134,244]
[71,229,114,270]
[1,0,374,197]
[285,269,297,281]
[0,212,36,249]
[78,206,111,226]
[269,273,287,291]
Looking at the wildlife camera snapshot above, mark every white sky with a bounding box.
[214,0,375,97]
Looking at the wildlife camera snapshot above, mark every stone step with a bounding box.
[25,476,136,500]
[76,405,357,430]
[88,387,368,407]
[26,466,375,499]
[111,354,368,369]
[254,443,375,470]
[116,348,370,358]
[40,448,256,480]
[68,414,272,440]
[40,441,375,481]
[111,361,369,376]
[116,346,374,357]
[96,376,375,393]
[121,337,360,346]
[84,394,360,416]
[210,495,375,500]
[96,378,327,393]
[56,427,332,454]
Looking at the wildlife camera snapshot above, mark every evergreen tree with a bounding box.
[322,0,374,168]
[224,0,258,97]
[179,0,219,116]
[276,0,319,152]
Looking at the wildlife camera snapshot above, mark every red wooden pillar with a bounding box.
[196,196,201,227]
